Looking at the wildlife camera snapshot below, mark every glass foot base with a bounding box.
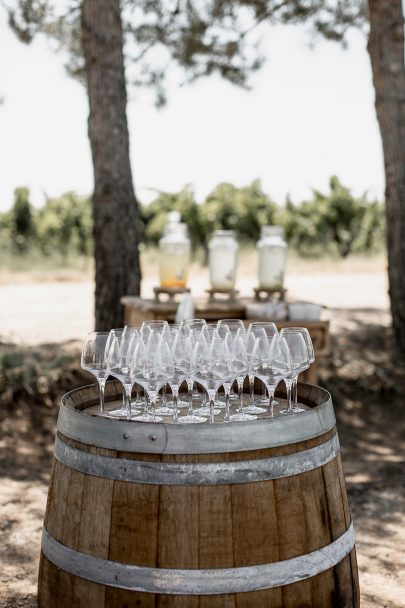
[155,407,174,416]
[229,412,257,422]
[279,406,306,415]
[108,407,127,417]
[243,405,266,414]
[193,407,221,416]
[108,407,141,418]
[135,414,163,423]
[177,414,207,424]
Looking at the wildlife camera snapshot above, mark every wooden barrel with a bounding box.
[38,381,359,607]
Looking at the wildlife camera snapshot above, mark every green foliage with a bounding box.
[283,176,385,258]
[36,192,93,257]
[200,180,278,244]
[0,177,386,266]
[0,190,93,263]
[10,187,35,252]
[140,186,205,251]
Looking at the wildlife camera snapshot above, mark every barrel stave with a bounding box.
[38,382,359,607]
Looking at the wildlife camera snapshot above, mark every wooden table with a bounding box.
[121,295,330,384]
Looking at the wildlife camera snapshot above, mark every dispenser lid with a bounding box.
[167,211,181,223]
[261,225,285,238]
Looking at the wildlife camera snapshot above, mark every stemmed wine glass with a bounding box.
[106,328,140,419]
[134,335,174,423]
[246,322,278,407]
[279,330,310,414]
[281,327,315,408]
[229,333,255,421]
[217,320,245,401]
[181,319,206,401]
[243,328,266,415]
[192,336,233,423]
[250,335,292,417]
[169,336,206,423]
[140,322,173,415]
[81,332,110,415]
[105,327,140,417]
[124,324,145,409]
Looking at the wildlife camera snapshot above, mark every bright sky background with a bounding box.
[0,8,384,212]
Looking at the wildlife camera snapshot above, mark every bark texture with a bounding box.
[81,0,141,331]
[367,0,405,351]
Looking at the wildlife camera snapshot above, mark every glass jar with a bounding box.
[257,226,287,290]
[159,213,191,288]
[208,230,239,290]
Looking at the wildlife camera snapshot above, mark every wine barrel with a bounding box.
[38,381,359,607]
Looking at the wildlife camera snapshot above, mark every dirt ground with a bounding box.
[0,273,404,607]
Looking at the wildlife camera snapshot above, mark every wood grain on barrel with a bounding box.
[38,383,359,608]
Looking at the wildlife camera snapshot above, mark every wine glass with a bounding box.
[229,334,255,421]
[81,332,110,415]
[124,325,145,408]
[182,319,207,401]
[104,328,137,417]
[134,335,173,423]
[243,328,267,415]
[169,336,206,423]
[279,331,310,414]
[141,320,169,335]
[106,328,140,419]
[217,320,245,401]
[250,335,292,417]
[280,327,315,408]
[217,319,246,335]
[165,325,190,409]
[246,322,279,407]
[141,322,171,410]
[192,336,233,423]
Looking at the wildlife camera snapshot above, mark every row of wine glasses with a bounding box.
[81,318,315,424]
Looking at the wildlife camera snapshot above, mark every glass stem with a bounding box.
[285,379,293,414]
[293,376,299,407]
[162,385,167,406]
[224,385,231,423]
[262,383,267,401]
[143,392,149,415]
[124,384,132,420]
[193,381,200,401]
[237,377,244,414]
[98,378,106,415]
[187,380,194,416]
[266,385,274,418]
[149,391,157,422]
[249,374,255,405]
[172,387,179,423]
[208,391,216,424]
[136,384,141,403]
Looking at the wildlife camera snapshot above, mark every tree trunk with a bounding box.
[367,0,405,351]
[81,0,141,331]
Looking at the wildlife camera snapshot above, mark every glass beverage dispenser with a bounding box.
[159,212,191,288]
[208,230,239,290]
[257,226,287,290]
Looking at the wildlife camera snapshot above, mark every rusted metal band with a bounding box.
[54,433,340,485]
[41,523,355,594]
[57,383,336,454]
